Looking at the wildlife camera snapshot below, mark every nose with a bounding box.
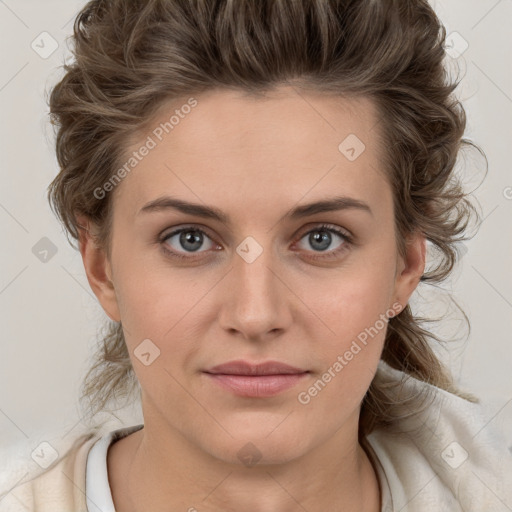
[217,237,293,342]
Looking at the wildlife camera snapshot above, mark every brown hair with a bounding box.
[47,0,485,435]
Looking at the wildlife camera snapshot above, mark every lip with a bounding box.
[203,360,309,398]
[205,360,307,376]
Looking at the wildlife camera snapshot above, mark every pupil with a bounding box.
[181,230,203,252]
[311,231,331,251]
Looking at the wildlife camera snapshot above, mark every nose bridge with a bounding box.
[235,233,279,303]
[221,233,287,337]
[236,236,274,289]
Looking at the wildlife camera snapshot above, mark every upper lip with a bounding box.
[204,360,308,376]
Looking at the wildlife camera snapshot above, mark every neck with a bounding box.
[107,416,381,512]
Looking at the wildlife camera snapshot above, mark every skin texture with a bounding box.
[78,85,426,512]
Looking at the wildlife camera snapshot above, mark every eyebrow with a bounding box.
[138,195,373,224]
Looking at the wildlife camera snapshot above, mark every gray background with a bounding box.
[0,0,511,448]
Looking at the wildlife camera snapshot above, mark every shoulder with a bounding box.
[0,423,108,512]
[365,361,512,511]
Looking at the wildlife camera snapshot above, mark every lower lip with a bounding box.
[204,373,308,397]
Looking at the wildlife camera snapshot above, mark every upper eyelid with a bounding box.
[160,224,219,243]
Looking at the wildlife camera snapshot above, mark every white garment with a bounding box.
[2,360,511,511]
[82,360,512,511]
[83,425,395,510]
[85,424,143,512]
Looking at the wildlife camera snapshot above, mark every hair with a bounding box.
[47,0,486,437]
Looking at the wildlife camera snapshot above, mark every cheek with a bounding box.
[113,256,218,375]
[296,285,392,417]
[114,249,193,328]
[304,258,396,341]
[297,260,396,391]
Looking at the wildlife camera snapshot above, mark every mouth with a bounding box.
[203,360,310,398]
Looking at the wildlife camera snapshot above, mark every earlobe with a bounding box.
[76,215,121,322]
[393,232,426,309]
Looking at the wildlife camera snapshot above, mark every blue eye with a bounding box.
[160,227,218,260]
[159,223,353,261]
[295,224,352,259]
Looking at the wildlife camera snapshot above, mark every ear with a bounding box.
[392,230,426,311]
[76,215,121,322]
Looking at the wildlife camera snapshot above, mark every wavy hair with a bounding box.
[47,0,485,435]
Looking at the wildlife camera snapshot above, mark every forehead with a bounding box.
[113,86,389,223]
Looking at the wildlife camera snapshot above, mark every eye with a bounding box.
[294,224,352,260]
[158,223,353,262]
[159,226,220,260]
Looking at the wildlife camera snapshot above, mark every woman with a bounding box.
[1,0,511,511]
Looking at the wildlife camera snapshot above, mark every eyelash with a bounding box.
[158,223,353,262]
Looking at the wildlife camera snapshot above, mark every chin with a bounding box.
[196,422,311,467]
[214,442,305,468]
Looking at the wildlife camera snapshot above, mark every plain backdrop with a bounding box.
[1,0,511,450]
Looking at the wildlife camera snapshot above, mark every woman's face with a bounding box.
[84,85,424,465]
